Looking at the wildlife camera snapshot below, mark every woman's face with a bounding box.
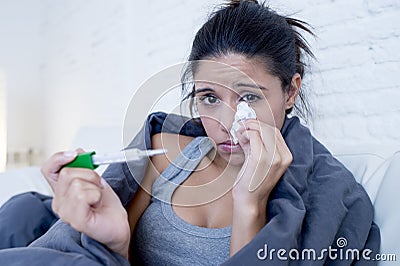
[193,53,298,167]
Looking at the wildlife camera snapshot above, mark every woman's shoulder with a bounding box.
[150,133,197,174]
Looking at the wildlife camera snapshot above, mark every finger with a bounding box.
[59,180,102,230]
[234,118,255,136]
[236,129,264,179]
[246,130,264,157]
[257,131,291,193]
[242,120,277,154]
[56,168,103,198]
[58,179,102,214]
[52,178,99,215]
[248,125,292,191]
[245,130,271,192]
[236,120,268,160]
[41,151,78,182]
[235,121,260,148]
[273,130,293,169]
[238,121,281,192]
[236,126,250,147]
[76,148,85,154]
[237,120,293,194]
[97,178,122,208]
[66,196,92,232]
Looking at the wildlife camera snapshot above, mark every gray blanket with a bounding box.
[0,112,380,265]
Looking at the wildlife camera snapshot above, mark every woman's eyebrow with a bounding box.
[234,82,268,91]
[194,88,215,94]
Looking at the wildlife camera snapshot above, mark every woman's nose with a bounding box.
[217,101,237,133]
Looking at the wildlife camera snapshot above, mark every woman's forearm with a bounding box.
[230,200,267,256]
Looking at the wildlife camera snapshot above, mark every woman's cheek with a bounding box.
[253,106,280,128]
[200,116,216,131]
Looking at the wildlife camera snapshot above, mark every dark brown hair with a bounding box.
[182,0,315,120]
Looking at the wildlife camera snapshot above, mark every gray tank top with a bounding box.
[131,136,231,265]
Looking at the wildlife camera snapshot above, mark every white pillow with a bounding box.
[0,125,121,208]
[0,166,53,207]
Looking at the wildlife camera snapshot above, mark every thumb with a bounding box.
[41,151,78,181]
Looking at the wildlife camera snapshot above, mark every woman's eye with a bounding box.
[199,95,220,105]
[240,94,260,103]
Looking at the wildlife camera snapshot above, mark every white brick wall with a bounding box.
[40,0,135,155]
[269,0,400,152]
[2,0,399,161]
[129,0,400,153]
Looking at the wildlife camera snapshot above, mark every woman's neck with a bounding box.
[208,150,243,178]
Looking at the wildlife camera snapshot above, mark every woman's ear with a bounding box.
[285,73,301,110]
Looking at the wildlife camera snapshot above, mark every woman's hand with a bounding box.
[42,152,130,259]
[229,119,292,256]
[41,150,81,192]
[234,118,293,206]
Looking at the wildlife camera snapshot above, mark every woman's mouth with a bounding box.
[219,141,242,153]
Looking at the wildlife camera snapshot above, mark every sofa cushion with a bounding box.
[335,152,388,202]
[373,152,400,263]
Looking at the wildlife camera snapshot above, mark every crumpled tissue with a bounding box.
[230,102,257,144]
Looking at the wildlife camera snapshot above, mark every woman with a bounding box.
[0,1,379,265]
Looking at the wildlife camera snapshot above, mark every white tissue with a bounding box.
[230,102,257,144]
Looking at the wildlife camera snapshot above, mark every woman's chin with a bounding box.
[217,146,245,167]
[227,156,246,167]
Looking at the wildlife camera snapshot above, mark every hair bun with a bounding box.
[227,0,258,7]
